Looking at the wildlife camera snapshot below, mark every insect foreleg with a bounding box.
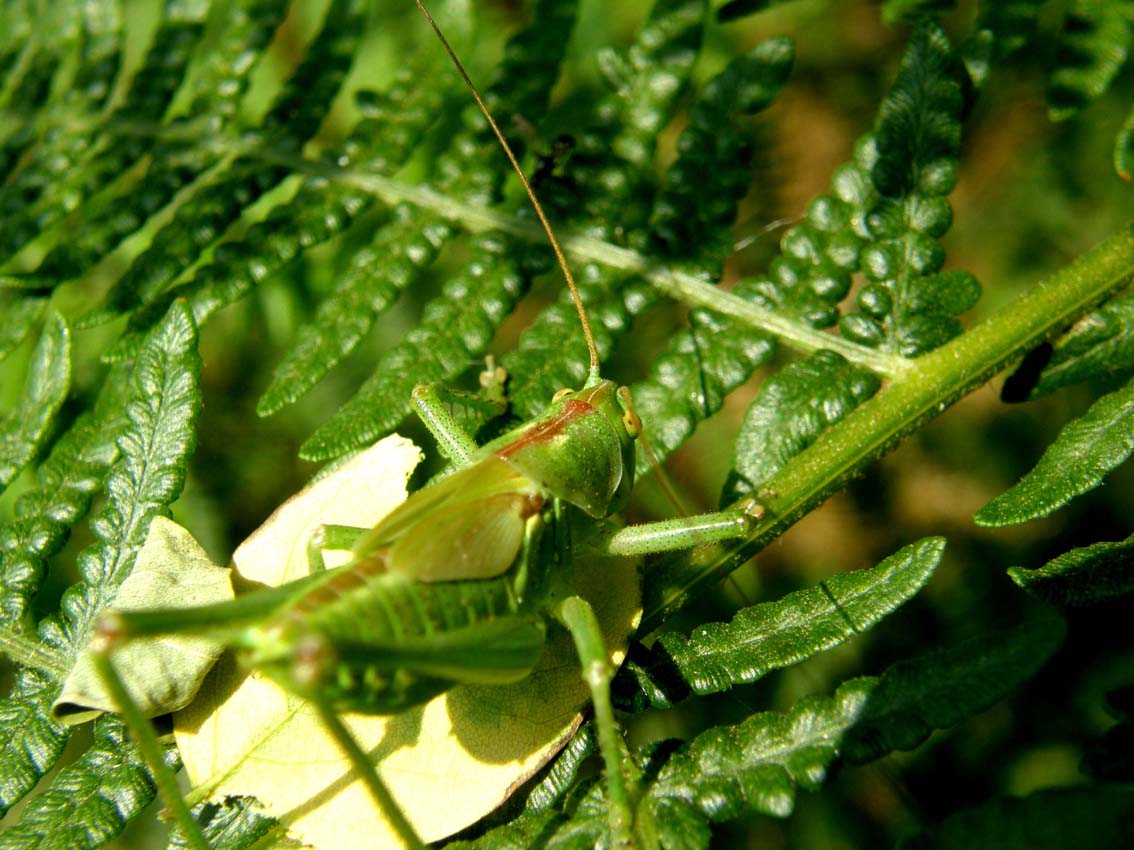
[89,630,212,850]
[605,499,765,557]
[411,383,480,467]
[554,595,636,848]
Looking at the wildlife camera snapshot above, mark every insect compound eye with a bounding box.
[616,386,642,438]
[552,388,573,403]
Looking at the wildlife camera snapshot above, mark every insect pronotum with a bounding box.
[77,3,764,848]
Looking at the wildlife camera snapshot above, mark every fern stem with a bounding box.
[259,155,906,377]
[0,626,68,677]
[643,223,1134,630]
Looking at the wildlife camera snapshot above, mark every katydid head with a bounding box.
[498,380,640,519]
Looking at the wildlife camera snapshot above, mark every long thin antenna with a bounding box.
[414,0,602,384]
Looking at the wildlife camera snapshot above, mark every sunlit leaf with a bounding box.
[53,517,234,724]
[174,435,642,850]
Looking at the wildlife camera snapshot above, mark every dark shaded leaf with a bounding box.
[1008,533,1134,605]
[1048,0,1134,121]
[901,786,1134,850]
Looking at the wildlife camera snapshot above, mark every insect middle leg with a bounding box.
[606,498,765,556]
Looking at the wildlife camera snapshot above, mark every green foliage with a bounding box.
[459,613,1063,849]
[0,719,176,850]
[724,350,880,500]
[837,23,976,355]
[0,295,47,361]
[975,375,1134,526]
[975,0,1046,57]
[1048,0,1134,121]
[1008,534,1134,606]
[620,538,943,708]
[645,614,1061,823]
[301,233,532,459]
[0,303,199,831]
[1021,291,1134,396]
[0,314,70,493]
[1,1,1132,849]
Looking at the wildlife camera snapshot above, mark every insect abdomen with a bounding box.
[244,563,539,714]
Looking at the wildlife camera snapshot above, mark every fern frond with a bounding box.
[0,668,64,818]
[0,294,47,362]
[81,158,290,330]
[839,23,976,355]
[1017,291,1134,397]
[724,350,880,500]
[1008,534,1134,606]
[503,0,708,410]
[1,0,211,263]
[620,538,944,709]
[0,303,199,831]
[497,612,1065,848]
[0,2,122,234]
[649,36,793,271]
[976,0,1046,58]
[0,313,70,494]
[975,375,1134,526]
[0,718,175,850]
[630,308,775,477]
[300,234,529,459]
[0,10,67,187]
[619,38,796,459]
[592,0,706,173]
[168,798,276,850]
[92,0,364,344]
[0,367,128,632]
[729,27,970,340]
[257,205,454,417]
[506,274,659,418]
[1048,0,1134,121]
[28,1,281,286]
[839,612,1065,761]
[256,78,451,416]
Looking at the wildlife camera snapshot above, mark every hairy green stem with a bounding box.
[642,224,1134,631]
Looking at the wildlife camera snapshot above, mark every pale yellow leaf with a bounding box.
[174,434,641,849]
[54,515,234,724]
